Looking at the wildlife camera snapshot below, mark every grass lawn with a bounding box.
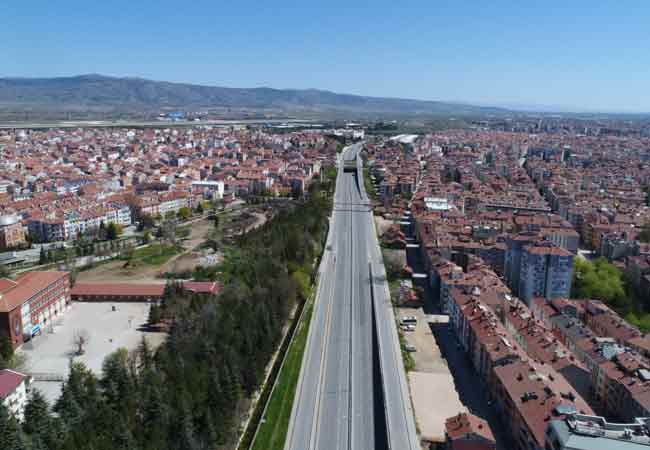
[251,298,314,450]
[127,243,180,266]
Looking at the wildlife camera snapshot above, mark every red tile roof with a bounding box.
[71,283,165,298]
[445,412,495,443]
[182,281,219,295]
[0,278,17,295]
[71,281,218,298]
[0,271,68,313]
[0,369,26,399]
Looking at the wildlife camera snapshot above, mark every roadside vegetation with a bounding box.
[399,331,416,372]
[363,167,376,201]
[250,294,314,450]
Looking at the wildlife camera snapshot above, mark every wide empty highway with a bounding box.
[285,143,418,450]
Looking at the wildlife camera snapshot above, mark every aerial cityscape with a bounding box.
[1,2,650,450]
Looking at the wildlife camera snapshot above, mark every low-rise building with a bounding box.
[0,369,29,421]
[444,412,496,450]
[71,281,219,302]
[0,271,70,348]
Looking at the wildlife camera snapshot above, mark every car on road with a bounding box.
[404,343,417,352]
[401,324,416,332]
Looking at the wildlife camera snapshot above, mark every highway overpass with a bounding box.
[284,143,419,450]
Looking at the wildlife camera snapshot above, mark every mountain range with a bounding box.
[0,74,509,117]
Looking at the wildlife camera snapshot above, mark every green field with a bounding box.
[126,243,180,266]
[251,298,314,450]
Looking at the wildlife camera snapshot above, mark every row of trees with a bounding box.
[571,257,629,309]
[571,257,650,331]
[2,182,332,450]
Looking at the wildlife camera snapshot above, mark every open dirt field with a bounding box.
[78,218,213,283]
[374,215,394,236]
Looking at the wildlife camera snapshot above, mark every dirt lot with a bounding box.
[78,218,213,283]
[398,305,466,444]
[383,248,407,268]
[374,215,394,236]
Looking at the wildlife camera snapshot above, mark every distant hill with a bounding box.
[0,74,509,116]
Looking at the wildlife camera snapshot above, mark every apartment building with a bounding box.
[518,241,573,305]
[27,203,132,243]
[0,215,26,250]
[492,360,593,450]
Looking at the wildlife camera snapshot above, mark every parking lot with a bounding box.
[18,301,165,404]
[398,305,466,444]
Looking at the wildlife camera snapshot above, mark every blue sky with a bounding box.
[3,1,650,112]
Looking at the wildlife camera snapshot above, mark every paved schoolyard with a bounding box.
[18,301,165,404]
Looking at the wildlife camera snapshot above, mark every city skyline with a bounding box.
[3,1,650,113]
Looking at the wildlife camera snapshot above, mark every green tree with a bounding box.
[112,416,136,450]
[39,246,47,265]
[177,207,191,221]
[138,369,168,450]
[138,214,155,231]
[148,304,162,325]
[572,257,629,309]
[0,335,13,362]
[23,390,62,450]
[99,221,107,240]
[0,402,23,450]
[106,222,123,241]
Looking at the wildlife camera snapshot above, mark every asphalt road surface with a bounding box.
[285,144,418,450]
